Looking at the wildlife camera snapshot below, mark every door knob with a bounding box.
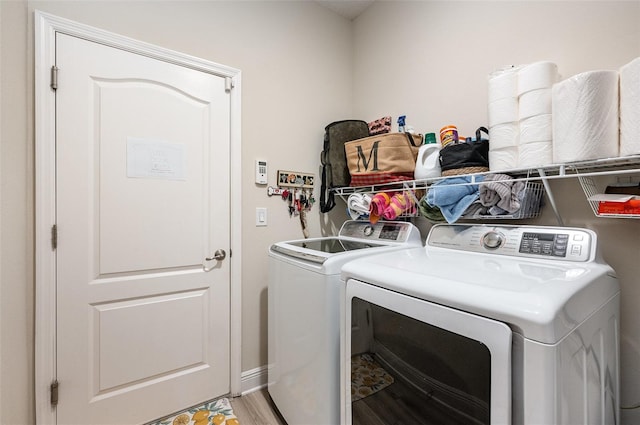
[208,249,226,261]
[204,249,226,272]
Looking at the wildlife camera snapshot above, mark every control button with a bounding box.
[573,234,584,241]
[570,245,582,256]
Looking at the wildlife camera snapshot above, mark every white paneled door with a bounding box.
[54,33,230,424]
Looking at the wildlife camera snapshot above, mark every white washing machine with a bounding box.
[268,220,422,425]
[341,224,620,425]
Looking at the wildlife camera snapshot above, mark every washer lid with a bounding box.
[280,238,384,255]
[270,238,385,264]
[269,220,423,272]
[341,247,619,344]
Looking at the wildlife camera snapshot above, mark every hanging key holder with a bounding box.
[267,186,286,197]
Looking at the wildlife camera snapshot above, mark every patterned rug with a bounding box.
[351,353,395,401]
[150,397,239,425]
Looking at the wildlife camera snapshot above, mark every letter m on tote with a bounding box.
[356,141,380,172]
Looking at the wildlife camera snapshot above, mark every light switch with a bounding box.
[256,207,267,226]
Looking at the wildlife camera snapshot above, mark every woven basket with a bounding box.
[441,166,489,176]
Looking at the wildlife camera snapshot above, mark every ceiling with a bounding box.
[315,0,375,20]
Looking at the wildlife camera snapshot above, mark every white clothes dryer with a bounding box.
[268,220,422,425]
[341,224,620,425]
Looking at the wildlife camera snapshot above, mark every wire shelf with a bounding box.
[332,155,640,223]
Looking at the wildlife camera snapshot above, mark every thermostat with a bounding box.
[255,160,268,185]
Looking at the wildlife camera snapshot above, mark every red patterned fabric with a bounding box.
[368,116,392,135]
[350,172,414,187]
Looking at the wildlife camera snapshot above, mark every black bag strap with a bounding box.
[476,126,489,142]
[405,132,421,147]
[320,130,335,213]
[320,163,335,213]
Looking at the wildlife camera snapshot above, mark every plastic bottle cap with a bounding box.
[424,133,437,144]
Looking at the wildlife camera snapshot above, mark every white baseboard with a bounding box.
[240,365,268,395]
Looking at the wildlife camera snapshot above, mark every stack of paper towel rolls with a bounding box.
[552,70,619,163]
[488,62,558,171]
[517,62,557,168]
[620,57,640,156]
[488,57,639,169]
[488,66,519,171]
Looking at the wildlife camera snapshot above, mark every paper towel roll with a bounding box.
[489,66,520,102]
[620,57,640,156]
[519,141,553,168]
[489,97,519,127]
[520,114,553,144]
[519,88,552,120]
[489,123,519,149]
[518,61,558,95]
[552,70,619,163]
[489,147,518,172]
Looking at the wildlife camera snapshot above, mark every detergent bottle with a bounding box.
[414,133,441,179]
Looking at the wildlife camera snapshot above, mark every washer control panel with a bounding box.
[339,220,420,244]
[428,224,594,262]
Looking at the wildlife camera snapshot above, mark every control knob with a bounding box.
[482,231,504,250]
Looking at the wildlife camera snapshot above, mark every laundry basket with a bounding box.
[465,181,544,220]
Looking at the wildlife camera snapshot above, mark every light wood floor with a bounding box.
[230,383,485,425]
[230,388,287,425]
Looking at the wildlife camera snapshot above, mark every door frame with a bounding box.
[34,11,242,424]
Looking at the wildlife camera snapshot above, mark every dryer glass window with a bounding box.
[350,297,491,425]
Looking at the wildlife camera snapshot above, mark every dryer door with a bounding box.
[344,279,512,425]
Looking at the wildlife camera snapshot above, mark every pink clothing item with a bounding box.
[369,192,392,224]
[383,193,416,220]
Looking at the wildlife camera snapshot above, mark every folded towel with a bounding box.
[426,176,484,223]
[347,193,372,220]
[383,192,415,220]
[369,192,393,224]
[479,174,526,213]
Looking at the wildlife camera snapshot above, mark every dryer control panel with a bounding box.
[427,224,594,262]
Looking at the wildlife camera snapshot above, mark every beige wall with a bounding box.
[352,2,640,424]
[0,1,351,424]
[2,1,640,424]
[1,2,33,424]
[353,1,639,131]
